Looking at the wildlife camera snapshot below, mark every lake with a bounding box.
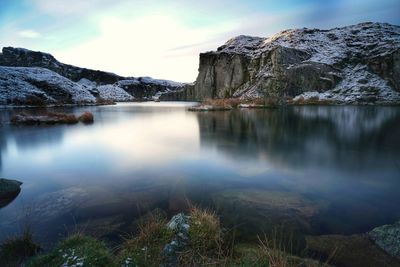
[0,102,399,248]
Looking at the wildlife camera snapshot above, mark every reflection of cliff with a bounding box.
[196,107,400,171]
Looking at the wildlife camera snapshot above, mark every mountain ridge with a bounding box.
[0,47,190,105]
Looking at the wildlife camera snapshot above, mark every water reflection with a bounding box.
[197,106,400,172]
[0,103,399,247]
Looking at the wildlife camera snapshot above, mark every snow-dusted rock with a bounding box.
[0,47,122,85]
[0,66,96,105]
[96,84,134,101]
[115,77,186,100]
[194,22,400,104]
[0,47,193,103]
[369,221,400,259]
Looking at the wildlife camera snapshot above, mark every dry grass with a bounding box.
[10,111,95,125]
[78,112,94,124]
[203,98,242,108]
[202,97,280,108]
[47,112,79,124]
[256,232,335,267]
[116,212,174,267]
[10,111,79,125]
[178,206,227,266]
[96,98,116,105]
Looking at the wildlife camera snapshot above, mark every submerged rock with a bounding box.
[369,221,400,259]
[307,234,400,267]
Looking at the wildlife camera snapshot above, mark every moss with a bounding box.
[116,213,174,267]
[27,234,113,267]
[0,230,40,267]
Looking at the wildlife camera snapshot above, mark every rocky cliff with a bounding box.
[194,22,400,104]
[0,47,123,85]
[0,66,96,105]
[0,47,191,105]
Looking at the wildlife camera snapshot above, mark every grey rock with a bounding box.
[0,47,122,85]
[369,221,400,259]
[0,47,193,103]
[166,213,190,235]
[162,213,191,267]
[193,22,400,104]
[0,178,22,208]
[0,178,22,198]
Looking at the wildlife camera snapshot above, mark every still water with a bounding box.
[0,102,399,247]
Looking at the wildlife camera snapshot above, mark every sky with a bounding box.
[0,0,399,82]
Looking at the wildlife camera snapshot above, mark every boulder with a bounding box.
[0,178,22,208]
[369,221,400,259]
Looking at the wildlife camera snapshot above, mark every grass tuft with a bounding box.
[0,229,40,267]
[116,212,174,267]
[27,234,113,267]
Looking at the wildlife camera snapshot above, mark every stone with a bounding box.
[369,221,400,259]
[0,178,22,208]
[162,213,191,267]
[306,234,400,267]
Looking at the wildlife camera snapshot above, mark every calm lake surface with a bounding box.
[0,102,399,247]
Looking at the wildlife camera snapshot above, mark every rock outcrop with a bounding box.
[0,178,22,208]
[194,22,400,104]
[0,47,123,85]
[0,66,96,105]
[0,47,191,105]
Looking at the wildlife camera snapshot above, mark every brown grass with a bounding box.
[47,112,79,124]
[10,111,79,125]
[178,206,227,266]
[203,98,242,108]
[78,112,94,124]
[117,212,174,266]
[96,98,116,105]
[203,97,280,108]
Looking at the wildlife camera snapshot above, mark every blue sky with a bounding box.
[0,0,399,82]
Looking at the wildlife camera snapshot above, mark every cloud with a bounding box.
[32,0,118,15]
[53,14,239,82]
[18,29,41,38]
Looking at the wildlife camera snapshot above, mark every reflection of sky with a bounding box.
[1,0,399,81]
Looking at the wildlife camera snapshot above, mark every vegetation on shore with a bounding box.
[10,111,94,125]
[188,96,336,111]
[0,207,330,267]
